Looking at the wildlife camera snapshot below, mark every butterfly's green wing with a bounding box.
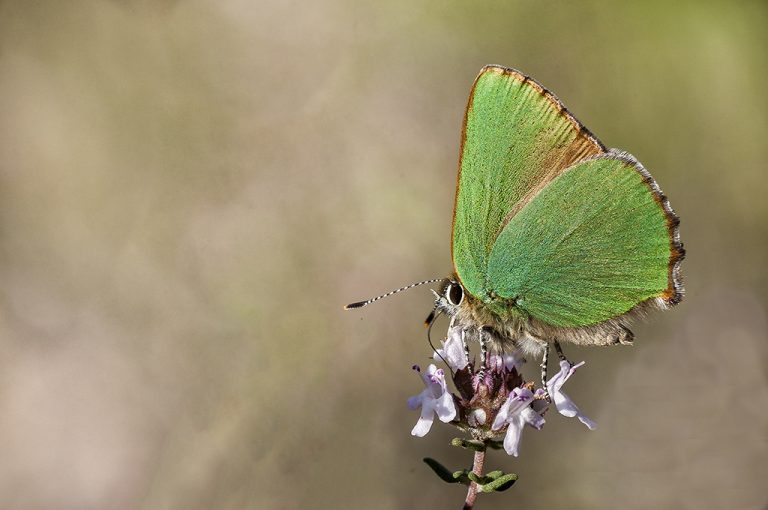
[452,65,683,328]
[485,152,683,327]
[452,66,604,300]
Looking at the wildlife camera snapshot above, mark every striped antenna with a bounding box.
[344,278,445,310]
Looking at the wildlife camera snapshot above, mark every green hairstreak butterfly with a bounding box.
[346,65,684,358]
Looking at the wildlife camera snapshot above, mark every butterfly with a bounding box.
[347,65,684,363]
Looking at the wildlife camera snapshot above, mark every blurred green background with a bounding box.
[1,1,766,508]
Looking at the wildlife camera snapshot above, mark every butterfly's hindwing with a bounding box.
[485,152,681,327]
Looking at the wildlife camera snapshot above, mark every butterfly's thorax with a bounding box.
[478,288,526,319]
[453,289,529,348]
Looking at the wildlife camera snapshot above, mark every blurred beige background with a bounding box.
[0,1,766,509]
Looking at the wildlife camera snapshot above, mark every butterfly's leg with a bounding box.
[540,343,551,402]
[475,329,489,378]
[553,339,570,364]
[461,329,471,365]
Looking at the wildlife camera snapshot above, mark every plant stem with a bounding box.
[462,448,486,509]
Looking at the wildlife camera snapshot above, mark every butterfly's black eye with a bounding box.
[447,282,464,306]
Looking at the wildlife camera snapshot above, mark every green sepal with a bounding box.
[450,438,487,451]
[478,473,518,493]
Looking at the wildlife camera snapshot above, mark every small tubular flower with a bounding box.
[490,387,539,457]
[433,327,469,371]
[546,360,597,430]
[407,364,457,437]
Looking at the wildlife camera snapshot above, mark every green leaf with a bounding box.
[484,470,504,481]
[486,440,504,450]
[422,458,470,485]
[450,438,487,451]
[479,473,518,493]
[452,470,472,485]
[466,472,483,484]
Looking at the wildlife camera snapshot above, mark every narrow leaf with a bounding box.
[487,440,505,450]
[484,470,504,480]
[479,473,518,493]
[423,458,465,485]
[467,472,483,484]
[450,438,487,451]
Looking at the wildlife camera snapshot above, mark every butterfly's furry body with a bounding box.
[438,277,644,357]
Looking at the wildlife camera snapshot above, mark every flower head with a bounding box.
[407,364,457,437]
[409,335,595,460]
[547,360,597,430]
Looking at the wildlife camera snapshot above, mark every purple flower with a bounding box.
[490,386,544,456]
[433,327,469,371]
[407,364,457,437]
[547,360,597,430]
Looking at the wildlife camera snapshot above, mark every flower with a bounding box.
[407,364,457,437]
[490,386,545,456]
[546,360,597,430]
[433,327,469,370]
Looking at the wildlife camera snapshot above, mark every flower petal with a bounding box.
[491,387,533,430]
[553,390,579,417]
[408,362,458,435]
[411,397,437,436]
[546,360,570,394]
[423,364,446,397]
[491,397,513,430]
[407,392,424,410]
[578,414,597,430]
[545,360,596,429]
[411,413,435,437]
[434,327,469,370]
[521,407,545,430]
[435,391,457,422]
[502,415,525,457]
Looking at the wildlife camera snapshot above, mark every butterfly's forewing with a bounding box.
[486,153,683,327]
[452,66,604,300]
